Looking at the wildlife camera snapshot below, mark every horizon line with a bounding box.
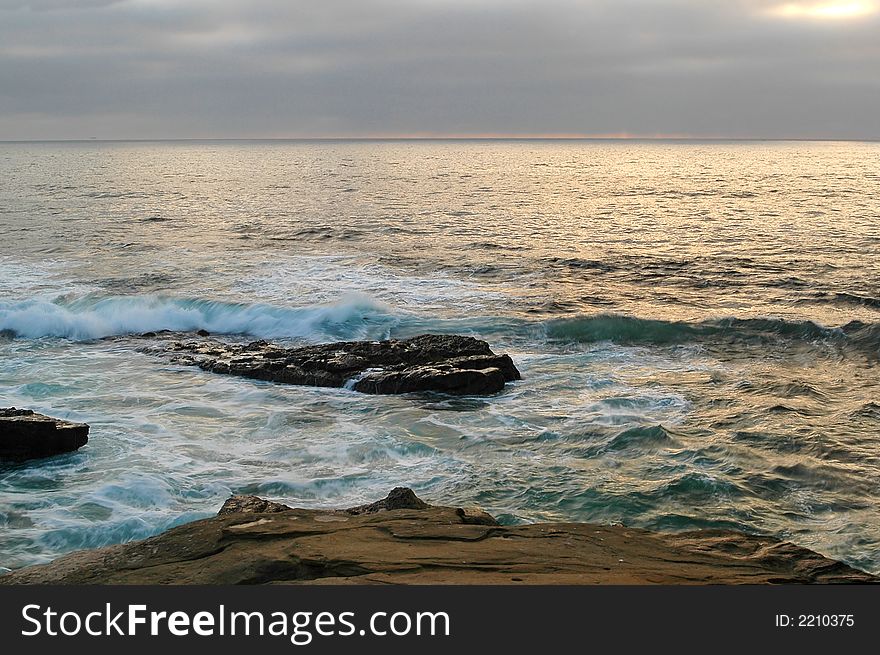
[1,135,879,143]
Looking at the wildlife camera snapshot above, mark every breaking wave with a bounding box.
[3,295,878,357]
[0,294,400,342]
[543,314,868,346]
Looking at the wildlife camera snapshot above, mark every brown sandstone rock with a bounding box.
[1,488,873,585]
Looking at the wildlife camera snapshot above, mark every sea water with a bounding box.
[1,139,878,573]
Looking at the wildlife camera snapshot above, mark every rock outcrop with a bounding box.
[217,495,293,516]
[0,408,89,462]
[345,486,430,514]
[1,488,873,585]
[161,334,521,396]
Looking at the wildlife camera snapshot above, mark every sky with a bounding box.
[1,0,878,140]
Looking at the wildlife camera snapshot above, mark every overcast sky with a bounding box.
[1,0,878,139]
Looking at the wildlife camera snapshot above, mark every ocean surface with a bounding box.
[1,139,879,574]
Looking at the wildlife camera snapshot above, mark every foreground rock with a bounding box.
[0,408,89,462]
[2,488,873,585]
[161,334,521,396]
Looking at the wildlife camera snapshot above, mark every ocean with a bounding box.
[1,139,878,573]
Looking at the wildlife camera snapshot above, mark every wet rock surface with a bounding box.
[2,488,874,585]
[0,408,89,462]
[159,334,521,396]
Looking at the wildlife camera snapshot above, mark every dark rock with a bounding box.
[196,329,211,337]
[352,356,515,395]
[218,495,293,516]
[0,408,89,462]
[162,334,521,396]
[345,487,431,515]
[1,487,873,585]
[139,330,172,338]
[0,408,34,417]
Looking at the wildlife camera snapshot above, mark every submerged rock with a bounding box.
[0,408,89,462]
[1,487,874,585]
[163,334,521,396]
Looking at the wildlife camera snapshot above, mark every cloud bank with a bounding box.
[1,0,878,139]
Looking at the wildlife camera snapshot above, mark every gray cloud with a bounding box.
[0,0,878,139]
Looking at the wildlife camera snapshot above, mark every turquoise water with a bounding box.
[1,140,879,573]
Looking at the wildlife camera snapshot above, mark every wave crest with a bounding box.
[545,314,848,345]
[0,294,398,341]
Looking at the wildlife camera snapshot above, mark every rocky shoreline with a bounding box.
[1,488,874,585]
[3,335,876,584]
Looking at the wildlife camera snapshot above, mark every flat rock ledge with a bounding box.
[157,334,521,396]
[0,408,89,462]
[2,488,874,585]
